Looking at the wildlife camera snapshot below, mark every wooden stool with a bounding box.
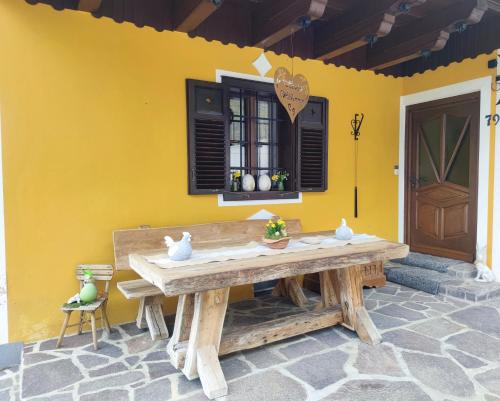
[56,264,113,350]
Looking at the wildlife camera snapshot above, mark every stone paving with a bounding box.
[3,283,500,401]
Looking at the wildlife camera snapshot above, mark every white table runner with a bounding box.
[145,234,380,269]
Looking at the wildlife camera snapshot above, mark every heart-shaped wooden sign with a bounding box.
[274,67,310,123]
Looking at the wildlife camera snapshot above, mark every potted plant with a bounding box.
[231,171,241,192]
[263,217,290,249]
[272,171,289,191]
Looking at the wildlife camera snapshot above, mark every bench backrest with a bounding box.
[113,219,302,270]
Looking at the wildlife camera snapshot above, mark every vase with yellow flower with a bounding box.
[231,171,241,192]
[272,171,289,191]
[263,217,290,249]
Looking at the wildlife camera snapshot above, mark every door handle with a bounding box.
[409,176,420,189]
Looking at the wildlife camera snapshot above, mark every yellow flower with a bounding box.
[272,224,276,228]
[271,175,279,181]
[233,171,241,178]
[277,220,284,225]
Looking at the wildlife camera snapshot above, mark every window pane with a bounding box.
[230,121,241,141]
[419,133,438,187]
[230,96,242,117]
[445,114,468,165]
[258,100,270,119]
[447,129,470,187]
[258,121,270,142]
[421,117,441,174]
[258,144,269,169]
[231,144,246,168]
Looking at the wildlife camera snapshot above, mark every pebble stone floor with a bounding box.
[2,283,500,401]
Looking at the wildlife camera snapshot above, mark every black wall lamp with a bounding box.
[351,113,364,218]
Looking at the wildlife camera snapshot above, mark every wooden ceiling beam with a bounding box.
[173,0,223,33]
[314,0,426,61]
[252,0,327,49]
[78,0,102,12]
[487,0,500,12]
[367,0,489,71]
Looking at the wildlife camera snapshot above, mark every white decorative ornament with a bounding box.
[335,218,354,241]
[252,52,272,77]
[247,209,274,220]
[66,293,81,304]
[258,174,272,191]
[474,244,495,282]
[164,232,192,261]
[242,174,256,192]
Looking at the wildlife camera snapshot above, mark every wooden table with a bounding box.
[129,233,408,399]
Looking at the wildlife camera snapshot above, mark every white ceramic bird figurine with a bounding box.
[474,244,495,282]
[164,232,192,261]
[335,218,353,240]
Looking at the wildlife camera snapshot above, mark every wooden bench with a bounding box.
[113,219,304,340]
[116,279,165,340]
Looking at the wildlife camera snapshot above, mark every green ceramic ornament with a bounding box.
[79,270,97,303]
[80,280,97,303]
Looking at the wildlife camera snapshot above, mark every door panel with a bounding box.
[406,93,479,262]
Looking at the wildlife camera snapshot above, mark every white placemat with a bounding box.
[145,234,380,269]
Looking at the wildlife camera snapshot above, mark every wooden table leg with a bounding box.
[272,277,308,307]
[182,288,230,399]
[136,297,148,329]
[331,265,381,345]
[167,293,195,369]
[142,295,169,341]
[315,270,338,311]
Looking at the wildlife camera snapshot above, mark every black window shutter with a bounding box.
[296,96,328,192]
[187,79,229,195]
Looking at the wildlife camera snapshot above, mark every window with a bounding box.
[228,85,282,182]
[187,78,328,199]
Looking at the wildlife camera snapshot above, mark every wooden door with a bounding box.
[406,93,480,262]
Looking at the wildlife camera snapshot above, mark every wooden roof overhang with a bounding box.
[26,0,500,76]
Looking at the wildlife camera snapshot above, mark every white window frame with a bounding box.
[492,49,500,279]
[0,112,7,344]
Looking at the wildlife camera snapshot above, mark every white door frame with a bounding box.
[398,77,493,272]
[0,113,7,344]
[492,49,500,279]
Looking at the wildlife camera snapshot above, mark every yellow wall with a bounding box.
[402,54,496,95]
[0,1,403,342]
[401,55,498,264]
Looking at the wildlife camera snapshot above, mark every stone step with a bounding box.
[384,263,452,295]
[385,262,500,303]
[0,342,23,370]
[438,278,500,302]
[392,252,463,273]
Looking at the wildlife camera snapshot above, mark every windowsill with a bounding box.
[223,191,299,201]
[218,191,302,207]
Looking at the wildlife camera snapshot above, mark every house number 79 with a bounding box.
[485,114,500,126]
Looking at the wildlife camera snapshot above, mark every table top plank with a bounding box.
[128,232,408,296]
